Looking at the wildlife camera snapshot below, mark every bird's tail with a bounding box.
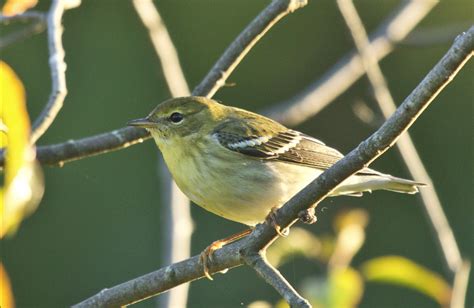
[332,171,426,196]
[381,175,426,194]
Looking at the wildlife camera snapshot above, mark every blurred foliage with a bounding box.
[0,0,472,307]
[1,0,37,16]
[361,256,452,306]
[0,263,15,308]
[0,61,44,238]
[256,210,451,307]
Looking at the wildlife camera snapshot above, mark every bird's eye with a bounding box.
[169,112,184,124]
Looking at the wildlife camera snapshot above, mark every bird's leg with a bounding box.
[200,228,252,280]
[267,207,290,237]
[298,207,317,224]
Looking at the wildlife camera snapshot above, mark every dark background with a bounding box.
[1,0,472,307]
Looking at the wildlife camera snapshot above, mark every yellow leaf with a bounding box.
[327,267,363,308]
[267,227,323,267]
[0,61,44,238]
[2,0,38,16]
[299,267,363,308]
[361,255,451,305]
[0,263,15,308]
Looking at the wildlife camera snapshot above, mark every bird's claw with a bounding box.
[200,240,225,280]
[268,207,289,237]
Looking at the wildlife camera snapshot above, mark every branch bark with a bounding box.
[30,0,76,143]
[266,0,437,126]
[336,0,462,279]
[0,0,308,168]
[0,11,46,50]
[131,1,192,307]
[73,26,474,308]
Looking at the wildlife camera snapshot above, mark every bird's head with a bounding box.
[127,96,226,145]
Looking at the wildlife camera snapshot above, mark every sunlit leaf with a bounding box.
[361,255,451,305]
[0,263,15,308]
[327,267,363,308]
[300,267,363,308]
[247,300,273,308]
[0,61,44,238]
[2,0,38,16]
[329,209,368,268]
[267,227,324,267]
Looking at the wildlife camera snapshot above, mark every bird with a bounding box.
[128,96,423,278]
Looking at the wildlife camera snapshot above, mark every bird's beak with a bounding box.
[127,117,157,128]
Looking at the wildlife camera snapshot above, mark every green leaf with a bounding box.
[360,255,451,305]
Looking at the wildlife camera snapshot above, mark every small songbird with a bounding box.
[128,96,423,277]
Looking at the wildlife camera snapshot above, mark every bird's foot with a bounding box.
[268,207,289,237]
[200,240,225,280]
[199,229,252,280]
[298,207,317,224]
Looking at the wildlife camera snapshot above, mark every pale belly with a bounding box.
[159,140,321,226]
[156,136,396,226]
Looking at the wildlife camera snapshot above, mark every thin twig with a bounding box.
[73,27,474,307]
[336,0,462,277]
[266,0,437,126]
[0,0,308,168]
[0,12,46,50]
[131,1,192,307]
[0,11,45,23]
[193,0,308,98]
[30,0,69,143]
[132,0,189,97]
[242,251,310,308]
[450,260,471,308]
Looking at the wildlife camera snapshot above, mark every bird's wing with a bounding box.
[212,116,354,171]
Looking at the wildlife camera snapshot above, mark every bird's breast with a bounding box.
[155,135,321,226]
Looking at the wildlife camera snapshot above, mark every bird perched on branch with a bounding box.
[128,96,423,278]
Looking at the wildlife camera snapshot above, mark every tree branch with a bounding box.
[336,0,462,279]
[193,0,308,98]
[131,1,192,307]
[450,260,471,308]
[29,0,76,143]
[242,251,311,307]
[0,11,46,50]
[265,0,437,126]
[73,26,474,308]
[132,0,189,98]
[0,0,308,168]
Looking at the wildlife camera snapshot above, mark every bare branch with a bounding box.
[0,11,46,50]
[266,0,437,126]
[336,0,462,277]
[34,127,149,166]
[73,26,474,308]
[450,260,471,308]
[193,0,308,98]
[0,0,308,168]
[72,242,244,307]
[30,0,70,143]
[242,251,310,308]
[131,1,192,307]
[132,0,189,97]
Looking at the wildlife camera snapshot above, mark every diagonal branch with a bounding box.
[30,0,77,143]
[266,0,437,126]
[0,11,46,50]
[73,26,474,308]
[132,0,189,97]
[193,0,308,98]
[0,0,308,167]
[242,250,310,307]
[131,0,192,307]
[336,0,462,278]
